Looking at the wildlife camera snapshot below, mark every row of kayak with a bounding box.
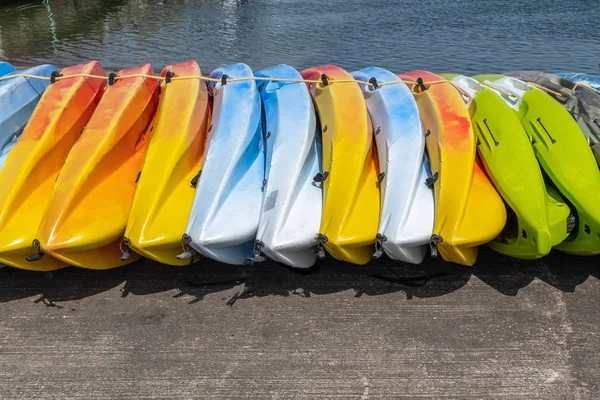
[0,60,600,272]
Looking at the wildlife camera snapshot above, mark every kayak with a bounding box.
[0,64,57,170]
[452,75,570,259]
[0,61,106,271]
[0,62,16,77]
[399,71,506,266]
[183,63,265,265]
[555,73,600,90]
[438,73,460,80]
[482,76,600,255]
[300,65,380,265]
[253,64,322,268]
[506,71,600,162]
[352,67,433,264]
[124,61,210,266]
[35,64,158,269]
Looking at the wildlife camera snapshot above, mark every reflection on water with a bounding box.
[1,0,600,74]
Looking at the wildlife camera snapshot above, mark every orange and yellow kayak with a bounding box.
[0,61,106,271]
[399,71,506,265]
[300,65,380,264]
[35,64,158,269]
[124,61,210,265]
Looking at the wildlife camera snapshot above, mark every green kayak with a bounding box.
[477,75,600,255]
[451,75,570,259]
[506,70,600,164]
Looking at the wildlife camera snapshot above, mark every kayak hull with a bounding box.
[400,71,506,266]
[0,61,106,271]
[488,76,600,255]
[124,61,210,266]
[37,64,158,269]
[352,67,433,264]
[254,64,322,268]
[301,65,380,265]
[185,63,265,265]
[452,75,570,259]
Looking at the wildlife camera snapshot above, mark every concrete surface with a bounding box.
[0,247,598,399]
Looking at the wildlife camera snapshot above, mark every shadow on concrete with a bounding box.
[0,246,598,305]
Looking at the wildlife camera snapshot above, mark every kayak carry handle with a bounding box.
[50,71,62,84]
[369,77,379,89]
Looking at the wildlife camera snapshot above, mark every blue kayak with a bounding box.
[253,64,323,268]
[0,62,16,77]
[555,72,600,90]
[184,63,266,265]
[0,64,57,170]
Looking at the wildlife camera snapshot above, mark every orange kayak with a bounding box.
[124,61,210,265]
[0,61,106,271]
[399,71,506,266]
[35,64,158,269]
[301,65,380,264]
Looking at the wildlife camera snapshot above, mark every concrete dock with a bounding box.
[0,247,598,398]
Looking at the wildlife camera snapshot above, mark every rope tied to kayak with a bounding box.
[524,81,568,99]
[572,82,600,95]
[0,71,472,98]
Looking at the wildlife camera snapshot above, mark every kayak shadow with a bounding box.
[473,247,597,295]
[0,247,596,305]
[177,255,474,304]
[0,263,127,304]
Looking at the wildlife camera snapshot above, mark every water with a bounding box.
[1,0,599,74]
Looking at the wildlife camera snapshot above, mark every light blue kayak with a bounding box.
[0,64,57,170]
[352,67,434,264]
[555,72,600,90]
[184,63,266,265]
[252,64,322,268]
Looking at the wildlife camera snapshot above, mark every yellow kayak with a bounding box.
[300,65,380,264]
[124,60,210,265]
[400,71,506,266]
[35,64,159,269]
[0,61,106,271]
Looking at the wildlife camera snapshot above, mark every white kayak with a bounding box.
[183,63,266,265]
[252,64,322,268]
[352,67,434,264]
